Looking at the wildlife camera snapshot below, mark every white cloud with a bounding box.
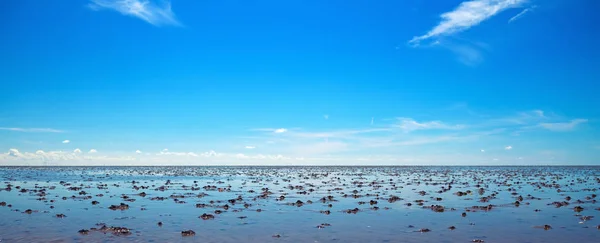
[481,149,485,152]
[62,140,70,144]
[0,127,63,133]
[409,0,526,45]
[157,149,203,157]
[539,119,588,132]
[201,150,221,157]
[8,148,21,157]
[508,5,536,23]
[274,128,288,133]
[89,149,98,153]
[89,0,180,26]
[505,145,513,150]
[135,150,142,154]
[0,149,136,165]
[395,118,464,132]
[245,146,256,149]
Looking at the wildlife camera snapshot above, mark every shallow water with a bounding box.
[0,166,598,242]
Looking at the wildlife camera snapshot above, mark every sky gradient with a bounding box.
[1,0,599,165]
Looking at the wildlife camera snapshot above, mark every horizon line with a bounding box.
[1,164,598,167]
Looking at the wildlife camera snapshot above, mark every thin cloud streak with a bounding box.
[538,119,588,132]
[509,5,536,23]
[395,118,465,132]
[89,0,181,26]
[0,127,64,133]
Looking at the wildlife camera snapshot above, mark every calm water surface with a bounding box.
[0,166,598,242]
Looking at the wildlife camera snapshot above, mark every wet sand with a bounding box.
[0,166,598,242]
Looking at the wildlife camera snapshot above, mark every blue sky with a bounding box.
[1,0,599,165]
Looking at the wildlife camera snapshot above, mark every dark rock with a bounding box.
[108,203,129,210]
[181,230,196,237]
[200,213,215,220]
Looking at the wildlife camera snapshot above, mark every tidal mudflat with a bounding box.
[0,166,598,243]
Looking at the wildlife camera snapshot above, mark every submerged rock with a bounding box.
[181,230,196,237]
[108,203,129,211]
[200,213,215,220]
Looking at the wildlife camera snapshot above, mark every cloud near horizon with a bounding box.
[1,148,569,166]
[0,109,594,165]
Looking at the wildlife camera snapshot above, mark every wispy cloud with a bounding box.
[135,150,142,154]
[89,0,181,26]
[89,149,98,153]
[409,0,526,45]
[532,109,545,118]
[395,118,465,132]
[245,146,256,149]
[538,119,588,132]
[252,128,289,134]
[439,40,485,66]
[505,145,513,150]
[508,5,536,23]
[0,127,64,133]
[62,140,70,144]
[486,110,549,127]
[284,128,390,139]
[324,115,329,120]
